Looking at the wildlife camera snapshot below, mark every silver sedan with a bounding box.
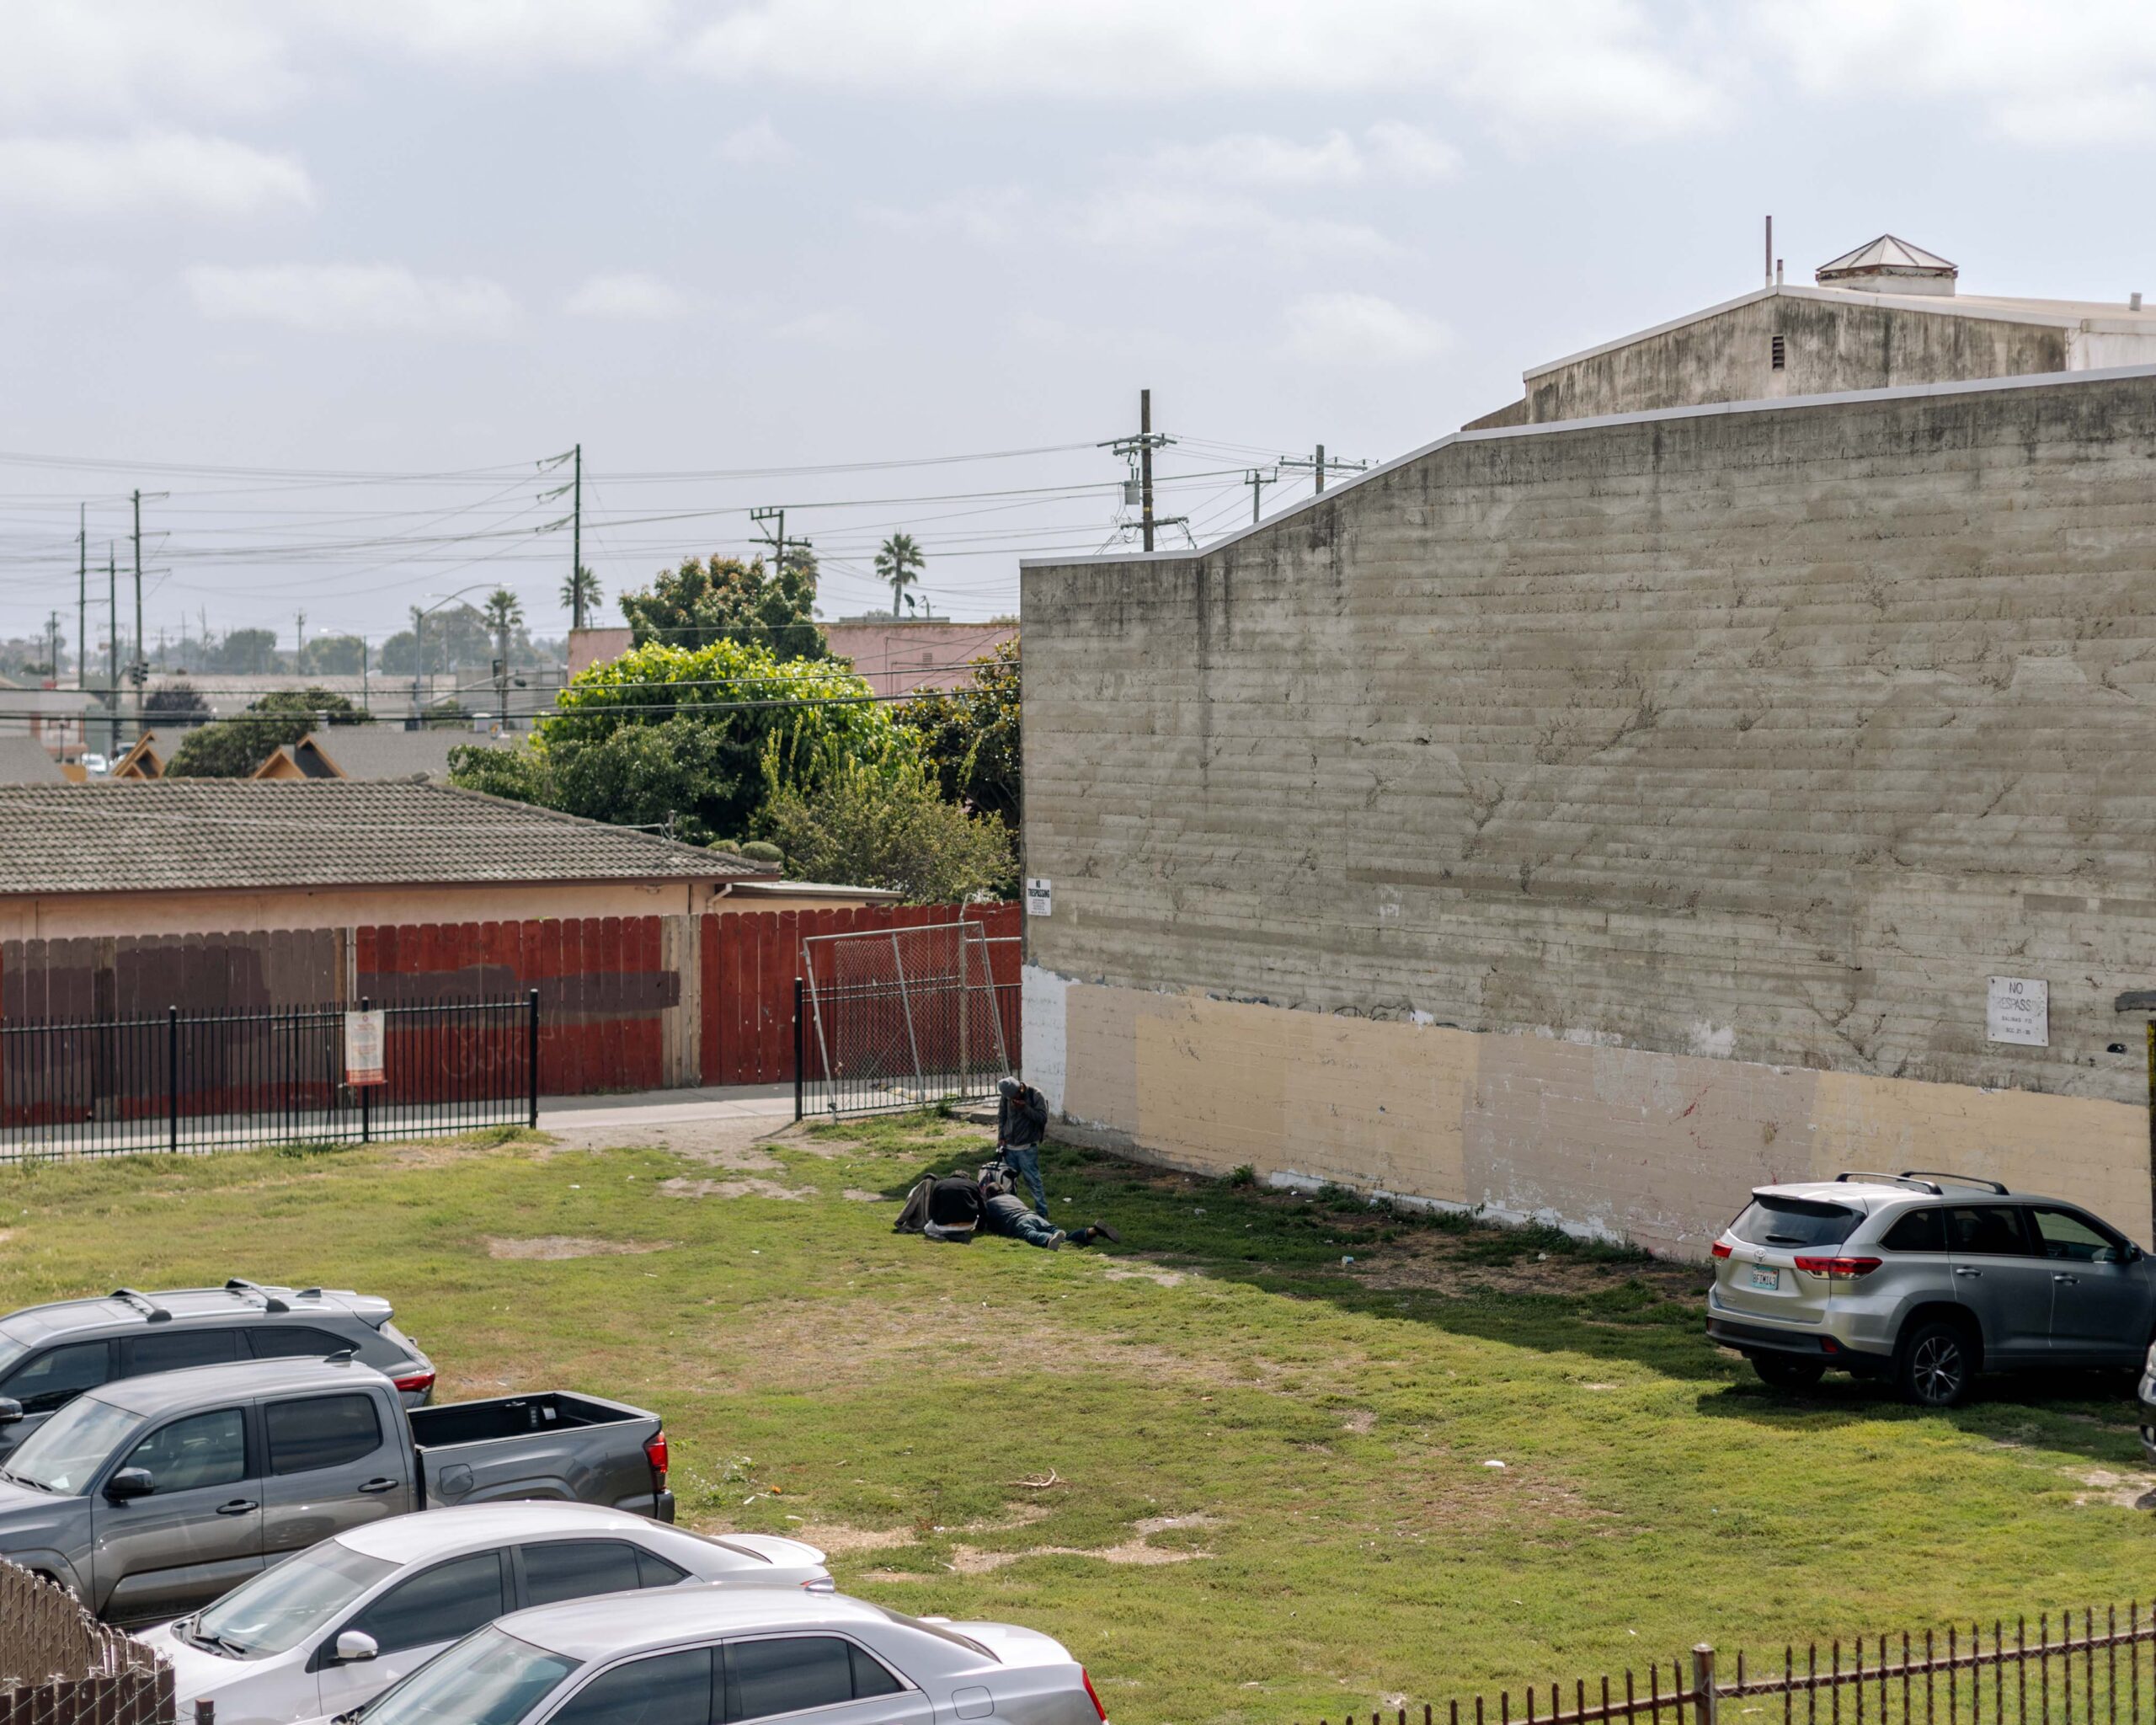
[302,1584,1107,1725]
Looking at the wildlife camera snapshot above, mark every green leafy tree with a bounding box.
[200,628,279,674]
[166,688,369,778]
[299,634,366,676]
[758,741,1012,902]
[451,638,891,843]
[895,635,1018,830]
[561,564,603,628]
[617,554,825,660]
[874,532,926,617]
[377,604,494,675]
[144,682,211,726]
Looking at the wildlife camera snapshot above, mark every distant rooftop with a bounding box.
[1817,233,1958,295]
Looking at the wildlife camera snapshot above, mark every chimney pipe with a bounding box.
[1764,216,1774,286]
[2134,291,2144,312]
[1776,258,1785,286]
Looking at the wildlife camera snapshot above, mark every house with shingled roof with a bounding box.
[0,780,889,940]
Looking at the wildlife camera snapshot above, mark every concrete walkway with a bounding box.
[534,1084,798,1132]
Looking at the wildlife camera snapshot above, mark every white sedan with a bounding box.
[139,1503,830,1725]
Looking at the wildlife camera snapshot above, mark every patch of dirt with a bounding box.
[945,1513,1217,1573]
[485,1236,675,1261]
[1354,1228,1705,1301]
[842,1189,889,1203]
[1100,1260,1197,1288]
[543,1120,786,1171]
[2069,1467,2156,1509]
[1341,1409,1377,1434]
[772,1523,917,1555]
[659,1178,814,1201]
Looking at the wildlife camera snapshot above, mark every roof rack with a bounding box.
[109,1289,173,1323]
[1901,1170,2010,1195]
[225,1279,290,1314]
[1834,1172,1942,1195]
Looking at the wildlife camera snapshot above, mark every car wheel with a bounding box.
[1897,1319,1973,1408]
[1752,1354,1827,1390]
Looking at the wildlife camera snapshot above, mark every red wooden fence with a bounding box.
[700,902,1022,1087]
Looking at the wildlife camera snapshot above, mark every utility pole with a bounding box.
[571,442,584,629]
[411,611,425,727]
[131,490,145,740]
[750,506,814,587]
[77,505,87,692]
[1101,389,1174,552]
[1245,466,1277,524]
[44,611,60,682]
[106,544,118,759]
[1281,444,1370,497]
[294,609,307,673]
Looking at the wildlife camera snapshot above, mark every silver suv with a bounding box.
[1705,1171,2156,1407]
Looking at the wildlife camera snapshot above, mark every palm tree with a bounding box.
[875,533,926,618]
[482,588,525,729]
[560,564,603,628]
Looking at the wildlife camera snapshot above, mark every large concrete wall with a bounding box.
[1020,369,2156,1255]
[1524,292,2068,424]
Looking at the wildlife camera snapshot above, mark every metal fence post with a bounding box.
[526,988,541,1129]
[358,996,371,1146]
[1693,1645,1717,1725]
[793,978,805,1122]
[166,1006,179,1155]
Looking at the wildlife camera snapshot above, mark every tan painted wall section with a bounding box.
[1055,981,2148,1258]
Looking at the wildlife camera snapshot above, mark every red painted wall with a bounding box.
[702,902,1022,1086]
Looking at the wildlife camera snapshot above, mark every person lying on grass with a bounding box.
[894,1162,1121,1251]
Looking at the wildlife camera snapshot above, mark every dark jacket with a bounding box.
[998,1085,1048,1149]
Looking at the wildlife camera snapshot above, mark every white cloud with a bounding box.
[0,133,313,218]
[318,0,678,70]
[184,264,519,337]
[876,186,1396,259]
[565,271,691,319]
[1149,122,1460,189]
[1757,1,2156,145]
[691,0,1725,138]
[1283,291,1449,366]
[716,118,793,164]
[0,3,299,126]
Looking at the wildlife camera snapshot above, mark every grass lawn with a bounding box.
[2,1114,2151,1725]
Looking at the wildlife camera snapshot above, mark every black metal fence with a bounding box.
[1303,1605,2156,1725]
[0,994,537,1162]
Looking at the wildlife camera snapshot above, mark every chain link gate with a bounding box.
[795,921,1012,1119]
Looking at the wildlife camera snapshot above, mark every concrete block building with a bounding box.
[1020,238,2156,1257]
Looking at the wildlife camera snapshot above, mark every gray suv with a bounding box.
[1705,1172,2156,1407]
[0,1281,433,1458]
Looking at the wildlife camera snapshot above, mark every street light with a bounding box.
[410,585,493,729]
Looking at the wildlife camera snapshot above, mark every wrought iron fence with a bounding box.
[795,921,1017,1119]
[0,1557,172,1725]
[1303,1605,2156,1725]
[0,994,538,1162]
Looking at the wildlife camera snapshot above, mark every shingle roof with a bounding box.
[0,782,772,895]
[0,737,66,784]
[293,727,504,782]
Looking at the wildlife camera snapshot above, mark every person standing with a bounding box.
[996,1075,1050,1216]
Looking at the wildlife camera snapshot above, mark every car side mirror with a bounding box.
[0,1399,22,1427]
[334,1631,378,1664]
[104,1467,154,1501]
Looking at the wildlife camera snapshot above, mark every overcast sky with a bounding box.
[3,0,2154,649]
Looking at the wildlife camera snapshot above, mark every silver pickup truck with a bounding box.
[0,1357,673,1624]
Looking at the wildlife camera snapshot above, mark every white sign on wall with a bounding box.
[1025,878,1052,917]
[1987,976,2049,1047]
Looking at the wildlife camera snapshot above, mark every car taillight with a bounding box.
[391,1369,435,1396]
[644,1431,669,1484]
[1792,1255,1882,1279]
[1081,1668,1107,1722]
[1710,1242,1732,1259]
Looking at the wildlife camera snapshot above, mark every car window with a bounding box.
[1,1340,113,1415]
[124,1407,247,1493]
[636,1547,691,1589]
[249,1326,355,1360]
[1880,1208,1946,1253]
[4,1395,143,1493]
[1946,1206,2035,1257]
[1730,1196,1860,1249]
[553,1649,714,1725]
[265,1393,383,1475]
[522,1541,644,1608]
[350,1626,577,1725]
[726,1637,893,1722]
[350,1551,508,1657]
[2028,1207,2122,1263]
[126,1327,241,1376]
[199,1540,396,1657]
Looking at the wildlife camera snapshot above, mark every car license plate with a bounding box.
[1748,1265,1780,1291]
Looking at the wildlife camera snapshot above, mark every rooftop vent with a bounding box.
[1816,234,1957,297]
